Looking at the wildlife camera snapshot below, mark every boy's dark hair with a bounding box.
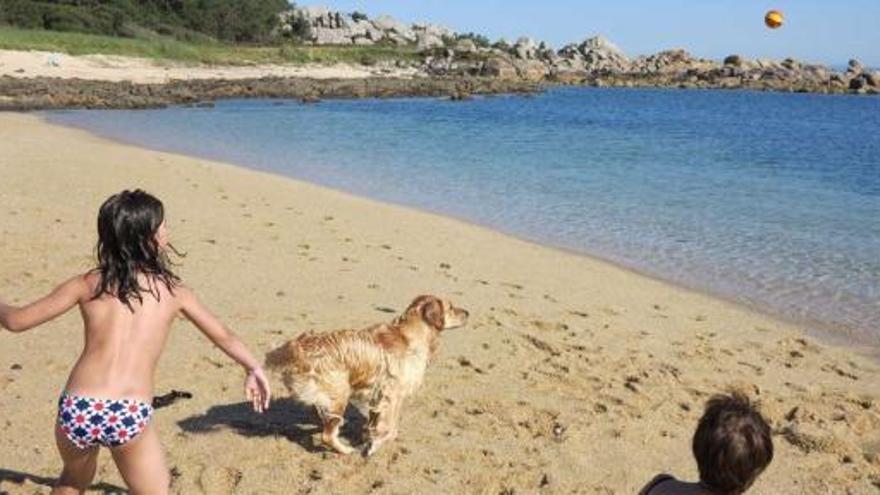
[94,189,180,310]
[692,393,773,495]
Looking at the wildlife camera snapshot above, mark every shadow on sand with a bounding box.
[176,398,368,453]
[0,468,126,494]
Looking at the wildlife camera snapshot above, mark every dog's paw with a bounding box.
[364,434,395,457]
[364,441,381,457]
[326,439,357,455]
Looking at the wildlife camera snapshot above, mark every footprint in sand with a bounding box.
[600,306,623,316]
[821,363,860,381]
[198,465,242,495]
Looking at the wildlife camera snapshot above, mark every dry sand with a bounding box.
[0,49,419,83]
[0,113,878,494]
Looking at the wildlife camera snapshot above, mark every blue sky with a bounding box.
[316,1,879,66]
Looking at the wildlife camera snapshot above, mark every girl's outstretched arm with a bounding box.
[0,275,88,333]
[177,286,271,412]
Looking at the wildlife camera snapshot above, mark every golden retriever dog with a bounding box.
[265,295,469,455]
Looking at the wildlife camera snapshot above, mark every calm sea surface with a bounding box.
[45,87,880,347]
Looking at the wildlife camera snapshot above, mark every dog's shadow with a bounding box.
[176,398,368,453]
[0,468,126,494]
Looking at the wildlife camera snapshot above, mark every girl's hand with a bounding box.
[245,367,271,413]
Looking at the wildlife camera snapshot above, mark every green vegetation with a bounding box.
[0,25,422,65]
[0,0,288,42]
[457,32,491,48]
[0,1,423,67]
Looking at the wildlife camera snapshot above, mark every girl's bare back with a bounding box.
[65,272,181,402]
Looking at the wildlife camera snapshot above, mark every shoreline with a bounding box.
[0,74,539,111]
[39,109,880,360]
[1,112,879,494]
[1,45,877,111]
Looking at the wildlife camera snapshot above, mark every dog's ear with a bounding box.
[421,298,445,331]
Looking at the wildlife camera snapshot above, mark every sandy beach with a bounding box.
[0,49,419,83]
[1,112,878,494]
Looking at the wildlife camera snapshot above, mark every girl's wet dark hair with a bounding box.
[94,190,180,309]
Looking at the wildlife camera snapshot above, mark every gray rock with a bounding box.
[413,22,453,39]
[514,37,538,59]
[482,57,519,79]
[417,32,445,51]
[724,54,744,66]
[513,59,548,81]
[313,27,354,45]
[580,36,627,59]
[781,58,801,71]
[847,59,863,74]
[849,75,868,90]
[373,15,416,41]
[456,39,478,54]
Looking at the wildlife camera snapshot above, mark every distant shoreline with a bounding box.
[1,45,877,111]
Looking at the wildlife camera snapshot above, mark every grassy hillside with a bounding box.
[0,0,289,43]
[0,26,422,66]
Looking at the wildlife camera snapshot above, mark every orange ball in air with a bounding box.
[765,10,784,29]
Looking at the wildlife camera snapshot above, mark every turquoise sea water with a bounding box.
[45,88,880,347]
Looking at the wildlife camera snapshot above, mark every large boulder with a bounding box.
[355,20,384,41]
[558,43,583,60]
[514,37,538,59]
[456,38,478,54]
[724,54,744,66]
[580,36,626,59]
[513,59,549,81]
[312,27,354,45]
[373,15,416,42]
[417,32,445,51]
[482,57,519,79]
[847,59,864,75]
[576,35,630,72]
[413,22,453,39]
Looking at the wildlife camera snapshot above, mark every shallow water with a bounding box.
[45,87,880,346]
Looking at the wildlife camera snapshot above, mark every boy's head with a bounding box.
[692,393,773,495]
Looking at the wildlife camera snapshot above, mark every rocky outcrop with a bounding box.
[279,6,452,47]
[430,35,877,95]
[0,75,540,111]
[274,7,876,96]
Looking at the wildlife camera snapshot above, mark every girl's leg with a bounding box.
[52,423,99,495]
[109,424,170,495]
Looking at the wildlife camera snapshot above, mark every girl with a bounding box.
[0,190,271,494]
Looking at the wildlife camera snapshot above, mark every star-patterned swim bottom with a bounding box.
[57,392,154,449]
